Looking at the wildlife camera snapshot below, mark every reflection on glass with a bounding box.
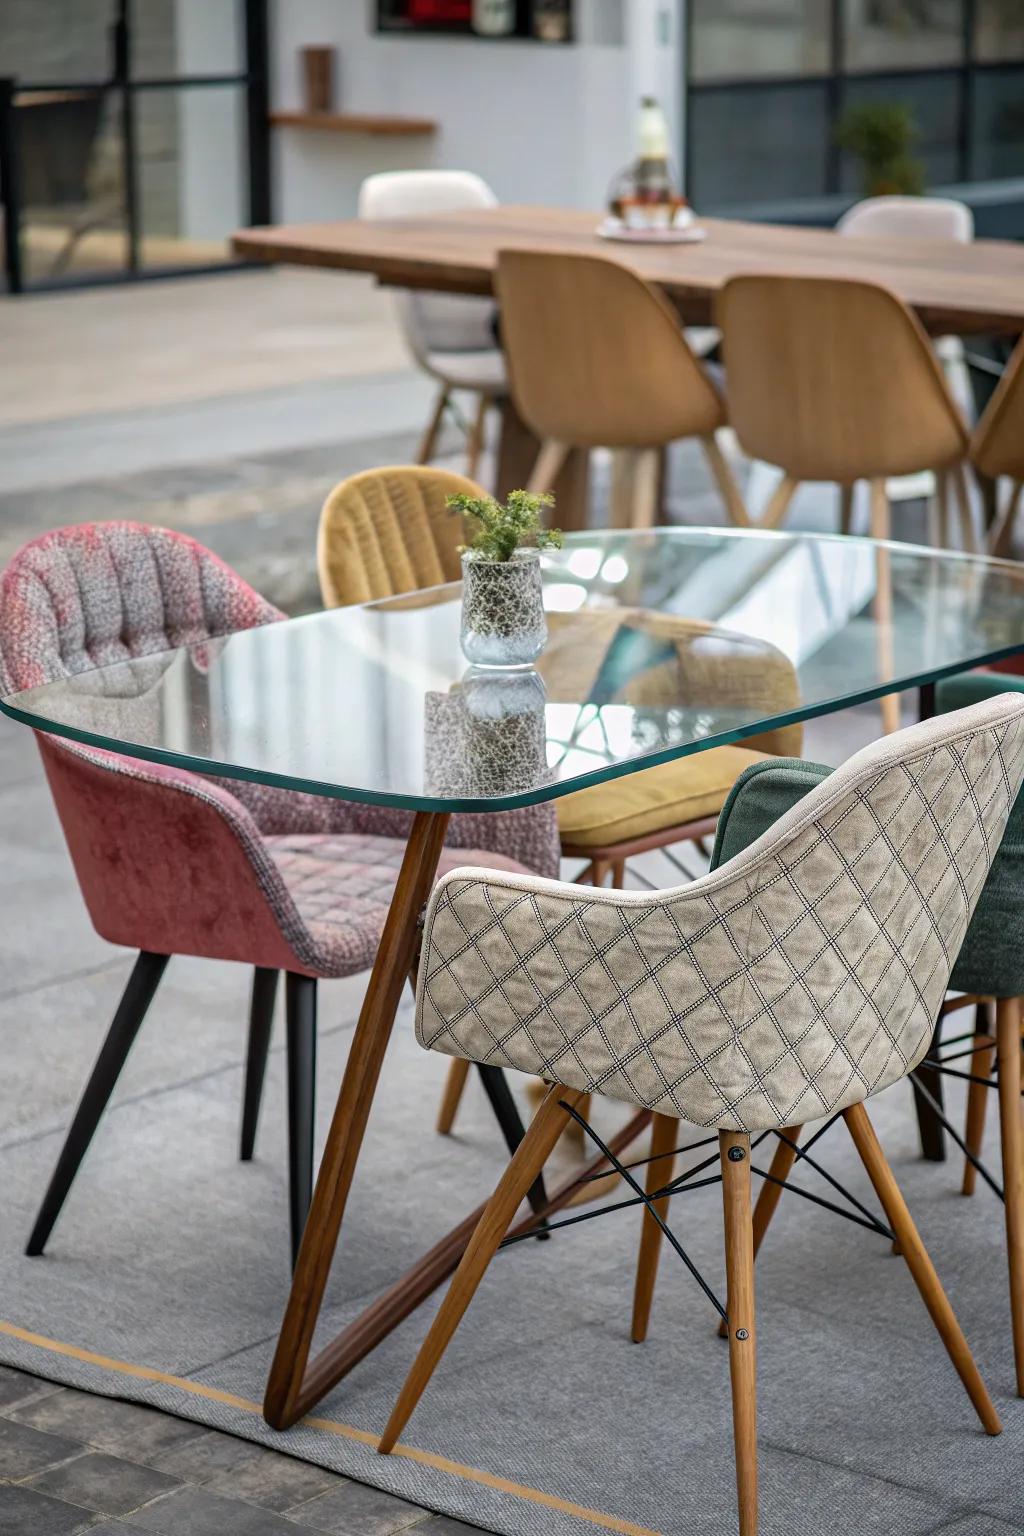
[842,0,964,73]
[970,68,1024,180]
[15,89,127,284]
[975,0,1024,62]
[426,669,550,798]
[135,87,245,270]
[6,531,1024,812]
[688,83,831,206]
[689,0,831,81]
[838,73,962,191]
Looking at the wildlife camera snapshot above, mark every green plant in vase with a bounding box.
[835,102,926,197]
[448,489,563,666]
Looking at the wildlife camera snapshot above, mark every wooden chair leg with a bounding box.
[378,1084,585,1455]
[952,462,980,553]
[989,479,1023,559]
[721,1130,758,1536]
[962,1023,995,1196]
[843,1101,1001,1435]
[839,482,855,536]
[718,1126,802,1337]
[286,974,318,1269]
[869,478,901,736]
[26,951,170,1257]
[632,447,662,529]
[465,393,489,481]
[995,996,1024,1396]
[700,435,750,528]
[609,449,638,530]
[417,385,449,465]
[241,967,279,1161]
[610,859,626,888]
[526,438,569,496]
[760,474,797,531]
[631,1112,680,1342]
[437,1058,471,1136]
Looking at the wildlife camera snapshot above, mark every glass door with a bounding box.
[0,0,269,293]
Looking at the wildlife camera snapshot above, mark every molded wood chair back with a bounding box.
[972,337,1024,555]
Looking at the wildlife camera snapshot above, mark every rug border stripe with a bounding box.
[0,1319,662,1536]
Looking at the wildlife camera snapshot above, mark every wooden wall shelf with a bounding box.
[269,110,437,138]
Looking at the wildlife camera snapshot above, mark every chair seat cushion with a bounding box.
[267,832,530,979]
[424,347,507,392]
[556,744,766,851]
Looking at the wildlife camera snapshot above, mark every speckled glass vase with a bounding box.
[460,550,547,667]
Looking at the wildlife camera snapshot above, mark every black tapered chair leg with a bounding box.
[240,967,279,1161]
[26,950,170,1257]
[476,1063,549,1224]
[285,973,317,1268]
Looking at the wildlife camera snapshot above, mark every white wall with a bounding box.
[268,0,684,222]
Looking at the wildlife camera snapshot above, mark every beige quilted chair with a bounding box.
[378,694,1024,1535]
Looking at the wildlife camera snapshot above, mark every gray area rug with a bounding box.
[2,720,1023,1536]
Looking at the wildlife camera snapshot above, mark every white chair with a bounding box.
[840,196,975,536]
[358,171,507,478]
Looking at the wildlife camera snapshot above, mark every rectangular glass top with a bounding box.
[4,528,1024,812]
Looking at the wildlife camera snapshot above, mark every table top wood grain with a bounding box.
[233,204,1024,336]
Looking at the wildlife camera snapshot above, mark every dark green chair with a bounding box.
[712,675,1024,1398]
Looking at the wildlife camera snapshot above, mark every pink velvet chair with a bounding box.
[0,522,559,1263]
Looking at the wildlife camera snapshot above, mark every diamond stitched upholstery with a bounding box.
[415,697,1024,1132]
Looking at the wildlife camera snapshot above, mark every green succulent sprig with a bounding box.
[447,489,564,563]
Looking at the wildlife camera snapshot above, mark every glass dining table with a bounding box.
[5,525,1024,1431]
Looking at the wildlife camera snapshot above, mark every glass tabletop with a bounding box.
[4,528,1024,812]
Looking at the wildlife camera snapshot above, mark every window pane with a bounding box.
[975,2,1024,63]
[970,67,1024,180]
[839,73,962,191]
[131,0,244,81]
[842,0,964,73]
[689,83,830,207]
[135,86,246,269]
[0,0,114,85]
[689,0,831,82]
[13,87,128,284]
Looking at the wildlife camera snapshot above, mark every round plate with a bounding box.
[596,218,707,245]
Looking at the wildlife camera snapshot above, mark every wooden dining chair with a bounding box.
[316,466,802,1137]
[377,696,1024,1535]
[717,273,974,548]
[973,337,1024,557]
[495,249,748,530]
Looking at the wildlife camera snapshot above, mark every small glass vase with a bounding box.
[460,550,547,667]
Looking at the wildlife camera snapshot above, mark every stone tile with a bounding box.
[0,1415,80,1477]
[205,1444,343,1511]
[9,1386,197,1459]
[147,1426,262,1482]
[0,1482,97,1535]
[0,1364,62,1412]
[414,1520,489,1535]
[27,1449,181,1517]
[289,1479,431,1534]
[130,1483,310,1535]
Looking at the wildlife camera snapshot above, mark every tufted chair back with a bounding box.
[0,521,283,695]
[416,695,1024,1132]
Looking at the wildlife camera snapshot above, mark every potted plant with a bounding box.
[449,489,563,666]
[835,102,926,196]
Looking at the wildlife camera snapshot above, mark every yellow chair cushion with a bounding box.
[556,744,766,851]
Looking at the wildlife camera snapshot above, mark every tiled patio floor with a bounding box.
[0,1363,479,1534]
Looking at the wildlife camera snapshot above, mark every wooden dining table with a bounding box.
[233,204,1024,527]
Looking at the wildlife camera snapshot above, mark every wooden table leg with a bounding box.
[496,396,589,531]
[267,1099,651,1427]
[263,811,450,1429]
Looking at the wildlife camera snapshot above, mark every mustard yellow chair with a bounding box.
[316,466,802,1132]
